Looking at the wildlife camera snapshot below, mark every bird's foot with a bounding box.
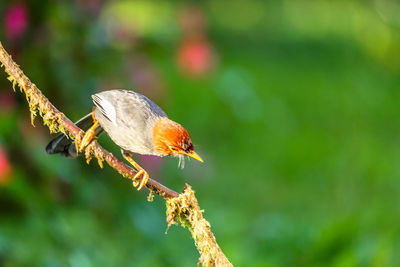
[78,111,99,153]
[132,169,149,191]
[122,150,149,190]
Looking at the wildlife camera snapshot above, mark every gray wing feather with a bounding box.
[91,90,167,154]
[92,90,166,125]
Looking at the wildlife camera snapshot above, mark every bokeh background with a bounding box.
[1,0,400,266]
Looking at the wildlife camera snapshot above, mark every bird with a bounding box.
[46,89,203,190]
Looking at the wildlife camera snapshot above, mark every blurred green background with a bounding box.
[1,0,400,266]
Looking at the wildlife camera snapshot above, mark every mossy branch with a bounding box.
[0,42,232,267]
[0,41,178,198]
[167,185,232,266]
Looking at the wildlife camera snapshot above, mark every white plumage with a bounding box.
[92,94,117,126]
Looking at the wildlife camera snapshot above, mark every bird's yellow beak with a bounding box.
[186,151,204,162]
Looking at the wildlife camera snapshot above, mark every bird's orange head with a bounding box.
[152,117,203,164]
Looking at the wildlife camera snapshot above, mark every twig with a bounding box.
[0,41,232,266]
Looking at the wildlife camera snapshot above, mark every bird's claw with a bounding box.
[79,126,96,152]
[121,150,149,191]
[133,169,149,191]
[78,111,99,153]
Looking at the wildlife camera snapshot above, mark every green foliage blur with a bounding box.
[1,1,400,266]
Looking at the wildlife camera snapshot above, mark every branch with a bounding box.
[0,42,178,198]
[0,42,232,266]
[167,185,232,266]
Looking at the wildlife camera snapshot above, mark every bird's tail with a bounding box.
[45,113,103,157]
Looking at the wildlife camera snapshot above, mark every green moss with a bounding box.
[166,185,232,267]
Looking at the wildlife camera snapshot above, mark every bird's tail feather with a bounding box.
[45,113,103,157]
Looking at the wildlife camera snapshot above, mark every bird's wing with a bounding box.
[92,89,167,128]
[124,90,167,118]
[92,94,117,125]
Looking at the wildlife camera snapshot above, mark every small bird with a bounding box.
[46,89,203,190]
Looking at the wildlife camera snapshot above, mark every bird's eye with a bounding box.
[185,143,194,152]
